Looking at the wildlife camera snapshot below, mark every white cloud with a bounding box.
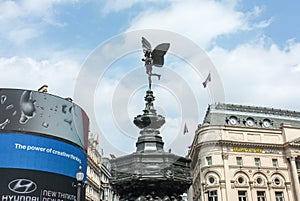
[208,37,300,110]
[101,0,161,14]
[0,1,21,22]
[126,0,269,48]
[8,28,40,45]
[0,0,60,22]
[21,0,59,15]
[0,0,78,45]
[0,56,80,98]
[252,18,273,29]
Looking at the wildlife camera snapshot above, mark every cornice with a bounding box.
[192,140,284,149]
[228,165,288,171]
[211,103,300,118]
[101,165,112,177]
[222,126,281,133]
[203,103,300,129]
[86,176,101,190]
[283,142,300,148]
[88,158,101,171]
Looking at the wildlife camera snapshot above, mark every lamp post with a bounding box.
[75,166,84,201]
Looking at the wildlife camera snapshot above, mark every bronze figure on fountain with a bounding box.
[110,37,191,201]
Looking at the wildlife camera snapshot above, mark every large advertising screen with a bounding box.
[0,168,84,201]
[0,133,87,178]
[0,88,89,149]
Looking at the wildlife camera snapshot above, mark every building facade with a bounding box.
[100,158,118,201]
[86,133,102,201]
[85,133,118,201]
[188,103,300,201]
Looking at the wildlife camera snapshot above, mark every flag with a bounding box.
[183,123,189,135]
[202,72,211,88]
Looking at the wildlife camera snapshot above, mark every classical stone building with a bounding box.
[100,157,118,201]
[188,103,300,201]
[86,133,102,201]
[85,133,118,201]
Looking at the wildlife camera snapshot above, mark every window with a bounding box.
[101,189,104,200]
[208,176,215,184]
[208,190,218,201]
[255,158,261,167]
[296,158,300,169]
[236,157,243,166]
[257,191,266,201]
[274,178,281,186]
[238,191,247,201]
[275,192,284,201]
[206,156,212,165]
[104,188,109,201]
[238,176,245,184]
[256,177,263,185]
[272,159,278,168]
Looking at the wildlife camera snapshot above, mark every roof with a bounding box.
[202,103,300,129]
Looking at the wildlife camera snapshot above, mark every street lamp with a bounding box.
[74,166,84,201]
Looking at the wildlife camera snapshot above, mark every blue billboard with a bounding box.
[0,133,87,179]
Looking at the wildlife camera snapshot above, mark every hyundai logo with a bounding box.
[8,179,37,194]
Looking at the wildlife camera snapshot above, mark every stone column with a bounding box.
[289,157,300,201]
[285,182,293,201]
[249,182,255,201]
[201,183,206,201]
[220,181,226,201]
[222,153,229,201]
[267,182,273,201]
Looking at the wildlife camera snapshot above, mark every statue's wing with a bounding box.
[142,37,152,53]
[152,43,170,67]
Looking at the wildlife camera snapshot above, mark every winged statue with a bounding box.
[141,37,170,89]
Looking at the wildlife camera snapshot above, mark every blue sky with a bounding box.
[1,0,300,156]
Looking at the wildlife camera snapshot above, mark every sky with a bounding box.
[1,0,300,156]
